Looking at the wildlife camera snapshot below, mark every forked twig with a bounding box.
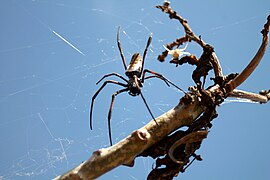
[156,1,223,77]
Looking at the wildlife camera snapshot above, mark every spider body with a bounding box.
[125,53,143,77]
[163,43,190,59]
[90,27,185,146]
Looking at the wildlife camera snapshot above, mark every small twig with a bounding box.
[230,89,269,103]
[225,15,270,94]
[156,1,223,77]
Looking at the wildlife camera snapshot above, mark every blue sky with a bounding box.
[0,0,269,179]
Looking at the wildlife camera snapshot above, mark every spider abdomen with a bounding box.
[125,53,143,77]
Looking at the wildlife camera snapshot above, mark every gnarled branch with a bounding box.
[156,1,223,77]
[54,2,269,180]
[54,93,204,179]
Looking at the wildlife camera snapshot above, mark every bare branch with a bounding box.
[230,89,269,103]
[225,15,270,93]
[54,3,270,180]
[54,94,204,180]
[54,85,269,180]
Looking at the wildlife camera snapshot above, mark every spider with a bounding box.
[163,43,191,60]
[90,27,185,146]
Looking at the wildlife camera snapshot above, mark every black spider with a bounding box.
[90,27,185,146]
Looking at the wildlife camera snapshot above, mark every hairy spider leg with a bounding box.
[107,88,129,146]
[117,26,127,70]
[96,72,128,85]
[90,80,128,130]
[142,69,186,94]
[141,33,153,73]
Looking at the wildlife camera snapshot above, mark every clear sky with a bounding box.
[0,0,269,179]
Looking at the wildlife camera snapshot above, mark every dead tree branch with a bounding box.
[55,2,269,180]
[230,89,270,103]
[54,93,205,179]
[224,15,270,94]
[156,1,223,77]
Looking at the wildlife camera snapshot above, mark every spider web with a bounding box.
[0,0,270,180]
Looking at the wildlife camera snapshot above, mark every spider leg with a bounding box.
[117,26,127,70]
[142,69,186,94]
[144,75,170,87]
[96,72,128,85]
[140,91,158,126]
[179,42,189,51]
[142,33,152,72]
[107,88,129,146]
[90,80,128,130]
[141,69,167,84]
[133,75,158,125]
